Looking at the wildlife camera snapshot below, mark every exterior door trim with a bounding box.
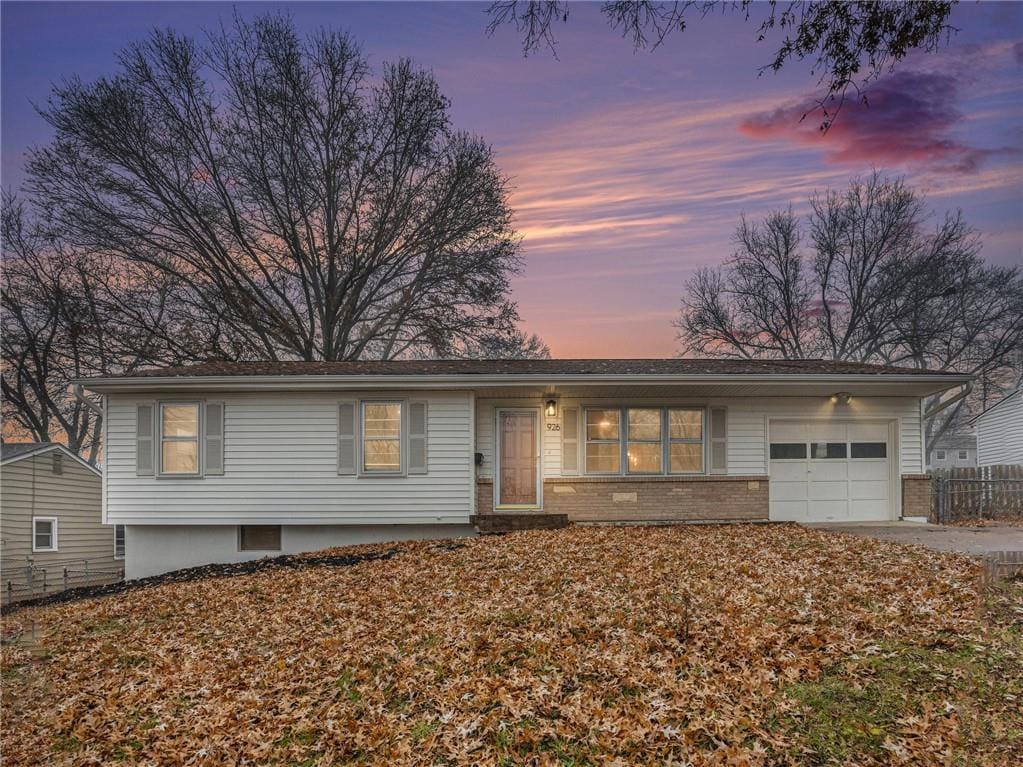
[495,407,543,510]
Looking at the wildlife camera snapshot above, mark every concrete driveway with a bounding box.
[806,521,1023,556]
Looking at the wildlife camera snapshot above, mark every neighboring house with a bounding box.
[78,359,970,580]
[0,442,124,603]
[927,433,977,470]
[970,388,1023,467]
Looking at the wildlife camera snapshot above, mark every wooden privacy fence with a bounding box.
[930,464,1023,524]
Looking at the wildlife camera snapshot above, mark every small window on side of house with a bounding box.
[958,450,968,460]
[935,450,946,460]
[160,402,201,475]
[114,525,126,559]
[51,452,63,475]
[239,525,282,552]
[361,401,403,474]
[32,518,58,552]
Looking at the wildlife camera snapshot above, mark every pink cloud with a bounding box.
[740,70,1017,173]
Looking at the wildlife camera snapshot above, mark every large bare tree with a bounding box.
[676,173,1023,449]
[26,13,528,363]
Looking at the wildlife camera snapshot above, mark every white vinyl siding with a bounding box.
[476,395,924,479]
[104,391,473,525]
[975,391,1023,466]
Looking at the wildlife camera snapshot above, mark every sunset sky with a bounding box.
[3,1,1021,357]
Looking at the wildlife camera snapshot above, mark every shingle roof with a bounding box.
[123,358,957,378]
[1,442,55,461]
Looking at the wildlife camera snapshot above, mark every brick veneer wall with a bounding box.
[476,476,769,523]
[901,474,931,519]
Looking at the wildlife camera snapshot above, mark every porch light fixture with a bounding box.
[545,398,559,418]
[830,392,853,405]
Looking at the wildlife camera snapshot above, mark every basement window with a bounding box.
[238,525,281,552]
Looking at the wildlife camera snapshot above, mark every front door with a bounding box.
[498,410,539,507]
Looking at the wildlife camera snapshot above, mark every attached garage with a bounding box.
[769,420,896,522]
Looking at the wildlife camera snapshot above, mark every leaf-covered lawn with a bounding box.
[2,525,1020,766]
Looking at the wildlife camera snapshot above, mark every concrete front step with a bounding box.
[470,513,570,534]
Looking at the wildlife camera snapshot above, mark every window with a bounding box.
[958,450,968,460]
[239,525,281,551]
[811,442,847,459]
[32,518,58,552]
[585,409,621,473]
[770,443,807,460]
[851,442,887,459]
[114,525,126,559]
[935,450,946,460]
[669,408,703,473]
[362,402,402,473]
[627,408,662,473]
[51,452,63,475]
[160,403,200,475]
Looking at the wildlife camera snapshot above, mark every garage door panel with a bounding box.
[771,462,809,482]
[849,461,887,481]
[770,500,808,521]
[809,423,847,441]
[849,499,890,520]
[808,480,849,501]
[771,423,808,442]
[807,500,848,521]
[848,423,888,442]
[809,462,848,481]
[850,480,889,500]
[772,481,809,501]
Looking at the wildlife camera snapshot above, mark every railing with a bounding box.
[930,465,1023,524]
[2,558,124,606]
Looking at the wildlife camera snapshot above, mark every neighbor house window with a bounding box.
[362,402,402,473]
[585,409,621,474]
[114,525,126,560]
[51,452,63,475]
[935,450,946,460]
[239,525,281,551]
[668,408,703,473]
[160,403,200,475]
[627,408,662,473]
[32,518,58,552]
[958,450,968,460]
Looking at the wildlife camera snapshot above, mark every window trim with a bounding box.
[32,517,58,553]
[358,399,407,477]
[113,524,126,560]
[935,449,946,460]
[583,405,708,477]
[157,400,203,478]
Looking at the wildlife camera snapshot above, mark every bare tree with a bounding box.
[27,13,528,363]
[488,1,959,129]
[676,173,1023,449]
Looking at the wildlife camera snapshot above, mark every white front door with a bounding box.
[769,421,893,522]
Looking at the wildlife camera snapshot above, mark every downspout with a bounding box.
[922,382,973,421]
[71,384,103,416]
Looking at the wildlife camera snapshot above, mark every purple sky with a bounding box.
[3,1,1021,357]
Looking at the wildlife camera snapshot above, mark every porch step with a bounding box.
[470,513,570,534]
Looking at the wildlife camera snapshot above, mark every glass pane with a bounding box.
[34,521,52,549]
[958,450,967,460]
[770,443,807,460]
[811,442,847,459]
[669,409,702,440]
[586,409,619,441]
[162,440,199,473]
[364,439,401,471]
[628,408,661,441]
[115,525,126,557]
[585,442,620,473]
[162,404,198,437]
[628,442,662,473]
[364,403,401,438]
[851,442,887,459]
[670,443,703,473]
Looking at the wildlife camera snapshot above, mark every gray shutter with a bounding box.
[562,407,579,475]
[408,401,428,475]
[338,402,357,475]
[136,404,155,476]
[204,402,225,475]
[710,407,727,474]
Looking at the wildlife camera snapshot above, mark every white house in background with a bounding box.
[78,359,970,580]
[0,442,124,603]
[970,387,1023,467]
[927,433,977,470]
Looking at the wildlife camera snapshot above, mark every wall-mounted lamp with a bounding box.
[545,398,559,418]
[830,392,853,405]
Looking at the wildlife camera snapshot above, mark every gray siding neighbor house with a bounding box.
[971,388,1023,467]
[78,359,971,580]
[1,442,123,604]
[927,434,977,470]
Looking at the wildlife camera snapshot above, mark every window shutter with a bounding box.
[337,402,357,475]
[562,407,579,475]
[709,407,727,474]
[408,401,428,475]
[204,402,225,475]
[136,404,155,476]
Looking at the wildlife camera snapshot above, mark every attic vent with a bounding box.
[51,452,63,475]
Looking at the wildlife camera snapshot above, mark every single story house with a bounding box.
[78,359,970,580]
[1,442,124,603]
[970,387,1022,467]
[927,433,977,470]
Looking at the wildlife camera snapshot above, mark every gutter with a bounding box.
[922,382,973,421]
[71,383,104,416]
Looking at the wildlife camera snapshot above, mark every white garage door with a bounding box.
[769,421,893,522]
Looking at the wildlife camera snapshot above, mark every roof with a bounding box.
[117,358,956,378]
[969,387,1021,425]
[929,433,976,450]
[0,442,101,475]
